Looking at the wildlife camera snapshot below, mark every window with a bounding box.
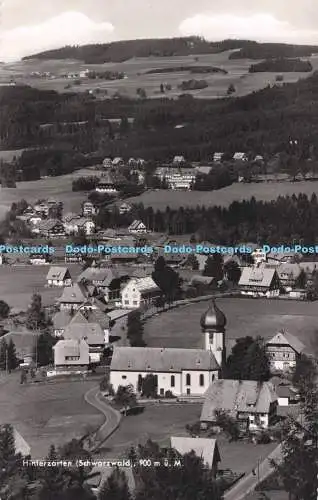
[186,374,191,386]
[199,374,204,386]
[211,374,215,382]
[124,300,129,305]
[186,388,191,395]
[133,301,138,305]
[160,388,164,396]
[65,356,80,361]
[122,375,127,379]
[171,375,175,387]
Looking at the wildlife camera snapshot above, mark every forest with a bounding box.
[249,58,313,73]
[96,193,318,244]
[145,66,227,75]
[4,70,318,175]
[229,42,318,60]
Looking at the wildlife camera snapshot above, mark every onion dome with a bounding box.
[200,299,226,331]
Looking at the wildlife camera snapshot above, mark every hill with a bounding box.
[249,58,313,73]
[22,38,318,64]
[229,42,318,60]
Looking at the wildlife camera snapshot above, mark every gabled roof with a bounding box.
[63,323,105,346]
[170,437,220,468]
[238,266,278,288]
[52,310,72,330]
[277,263,301,278]
[123,277,159,294]
[79,307,110,330]
[53,338,89,356]
[200,380,277,422]
[267,330,305,354]
[128,220,146,231]
[38,219,64,231]
[111,347,219,372]
[78,267,119,285]
[46,266,70,281]
[58,283,90,304]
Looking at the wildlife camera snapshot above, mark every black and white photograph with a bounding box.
[0,1,318,499]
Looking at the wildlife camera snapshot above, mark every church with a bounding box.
[109,300,226,397]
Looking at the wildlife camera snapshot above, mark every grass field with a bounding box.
[100,402,275,473]
[128,180,318,209]
[0,264,82,312]
[2,52,318,99]
[144,297,318,355]
[0,375,103,459]
[0,167,97,220]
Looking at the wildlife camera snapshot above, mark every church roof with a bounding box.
[111,347,219,372]
[200,300,226,331]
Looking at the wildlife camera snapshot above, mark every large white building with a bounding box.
[110,301,227,397]
[121,277,160,309]
[155,167,196,190]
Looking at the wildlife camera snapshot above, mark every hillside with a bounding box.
[22,38,318,64]
[229,42,318,60]
[4,70,318,162]
[249,58,313,73]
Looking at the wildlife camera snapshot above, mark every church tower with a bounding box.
[200,299,226,370]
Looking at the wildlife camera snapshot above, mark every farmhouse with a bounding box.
[46,266,72,287]
[172,155,186,165]
[170,437,221,475]
[200,380,278,431]
[34,219,65,238]
[53,339,89,369]
[58,282,94,310]
[78,267,123,301]
[277,263,302,288]
[82,201,98,216]
[63,322,106,362]
[96,171,126,193]
[110,347,219,396]
[102,157,113,168]
[233,152,248,162]
[121,276,160,309]
[29,254,50,265]
[63,215,95,235]
[213,153,224,162]
[238,265,281,297]
[119,202,132,215]
[128,220,147,234]
[266,330,306,373]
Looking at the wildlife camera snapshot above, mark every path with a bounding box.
[84,386,122,452]
[224,443,282,500]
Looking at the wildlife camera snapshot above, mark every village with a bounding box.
[0,153,317,499]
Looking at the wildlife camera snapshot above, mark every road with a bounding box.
[84,386,121,452]
[224,443,282,500]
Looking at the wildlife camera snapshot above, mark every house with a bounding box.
[35,219,65,238]
[52,310,72,337]
[289,288,307,299]
[251,248,267,265]
[277,263,302,288]
[172,155,186,165]
[53,339,89,368]
[266,330,306,372]
[82,201,98,216]
[63,320,106,362]
[29,254,50,265]
[96,172,126,193]
[112,157,124,167]
[110,347,220,396]
[58,282,93,310]
[170,437,221,475]
[119,202,132,215]
[233,152,248,162]
[200,380,278,431]
[121,277,160,309]
[77,267,123,301]
[128,220,147,234]
[46,266,72,287]
[213,153,223,163]
[34,202,49,216]
[77,307,111,340]
[63,215,95,235]
[238,265,281,297]
[102,157,113,168]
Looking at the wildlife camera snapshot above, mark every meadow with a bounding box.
[144,297,318,355]
[128,180,318,209]
[0,264,82,312]
[2,51,318,99]
[0,374,103,459]
[0,167,97,220]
